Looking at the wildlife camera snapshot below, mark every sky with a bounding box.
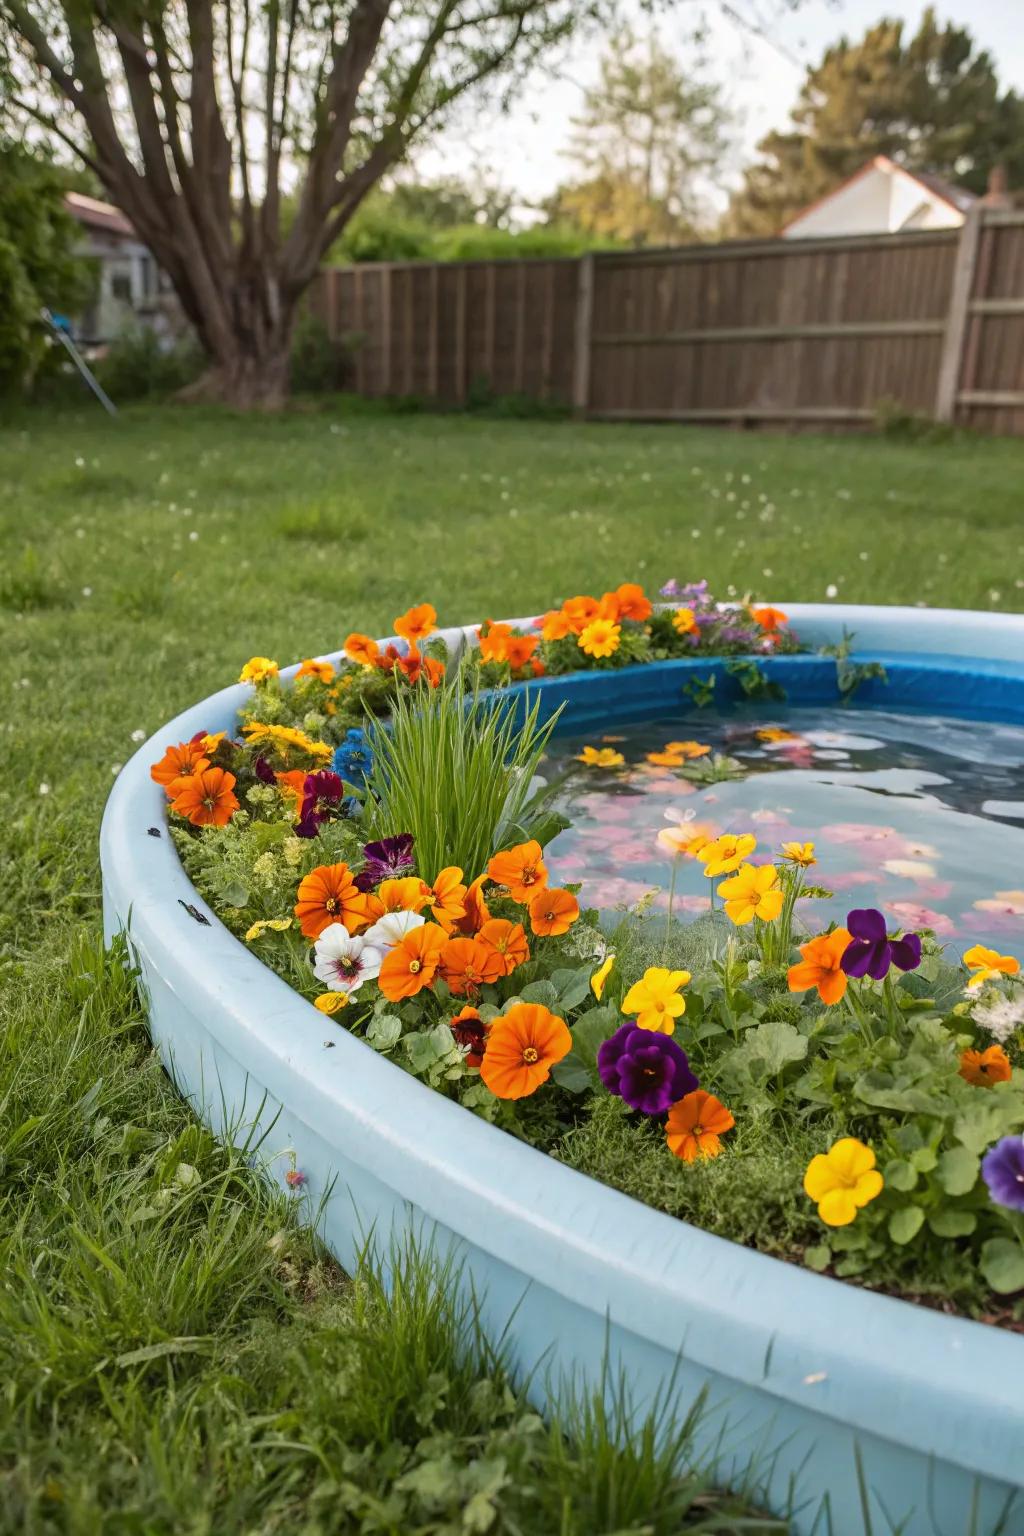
[415,0,1024,216]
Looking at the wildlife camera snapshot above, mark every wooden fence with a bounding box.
[309,208,1024,434]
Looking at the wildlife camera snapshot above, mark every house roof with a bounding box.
[64,191,135,237]
[781,155,977,234]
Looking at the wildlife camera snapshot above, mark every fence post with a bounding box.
[935,205,983,423]
[573,253,595,416]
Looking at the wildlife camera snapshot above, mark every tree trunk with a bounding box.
[178,325,293,410]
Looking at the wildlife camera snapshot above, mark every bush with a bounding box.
[289,312,352,392]
[95,326,203,401]
[0,144,91,394]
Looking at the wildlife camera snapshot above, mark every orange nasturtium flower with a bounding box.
[239,656,279,684]
[578,618,621,659]
[487,840,548,903]
[422,866,468,931]
[613,582,652,621]
[274,769,308,809]
[963,944,1020,986]
[344,632,381,668]
[959,1045,1013,1087]
[453,874,491,936]
[528,887,580,937]
[561,595,599,634]
[750,605,788,633]
[374,876,432,914]
[788,927,852,1006]
[480,1003,572,1099]
[294,862,372,940]
[672,607,697,636]
[295,657,335,684]
[540,608,574,641]
[378,922,448,1001]
[394,603,437,647]
[477,918,530,975]
[151,738,210,791]
[169,766,239,828]
[439,936,505,996]
[505,634,539,669]
[666,1090,735,1162]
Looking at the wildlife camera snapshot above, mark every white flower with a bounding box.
[825,584,838,598]
[313,923,383,997]
[970,991,1024,1045]
[130,728,146,743]
[364,909,425,951]
[38,782,50,796]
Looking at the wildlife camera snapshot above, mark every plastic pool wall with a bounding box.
[100,605,1024,1536]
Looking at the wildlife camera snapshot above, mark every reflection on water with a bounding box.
[540,707,1024,956]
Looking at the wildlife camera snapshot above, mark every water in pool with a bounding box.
[540,707,1024,957]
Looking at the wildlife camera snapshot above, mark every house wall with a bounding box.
[73,227,182,345]
[783,167,964,239]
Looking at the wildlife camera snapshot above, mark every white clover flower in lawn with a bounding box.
[313,923,384,997]
[364,909,426,951]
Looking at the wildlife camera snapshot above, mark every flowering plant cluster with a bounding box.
[153,588,1024,1323]
[467,581,801,686]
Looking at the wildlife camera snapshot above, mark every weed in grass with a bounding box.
[274,499,370,543]
[0,546,67,612]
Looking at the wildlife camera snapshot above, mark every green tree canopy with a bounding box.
[725,8,1024,238]
[546,26,730,246]
[0,141,90,392]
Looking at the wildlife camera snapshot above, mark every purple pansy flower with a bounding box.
[659,579,681,598]
[840,908,922,981]
[253,755,276,785]
[355,833,416,891]
[597,1022,699,1116]
[982,1136,1024,1212]
[295,770,345,838]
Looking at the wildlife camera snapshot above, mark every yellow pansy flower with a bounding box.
[963,944,1020,987]
[781,841,816,867]
[717,863,784,925]
[672,608,697,634]
[697,833,757,878]
[621,966,691,1034]
[804,1138,883,1227]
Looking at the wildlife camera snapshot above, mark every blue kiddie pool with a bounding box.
[101,605,1024,1536]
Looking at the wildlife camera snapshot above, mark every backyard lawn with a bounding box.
[2,399,1023,1532]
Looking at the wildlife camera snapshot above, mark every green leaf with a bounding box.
[953,1092,1024,1155]
[517,980,559,1009]
[909,1144,938,1173]
[551,1006,619,1093]
[366,1014,402,1051]
[803,1244,831,1272]
[550,965,597,1012]
[723,1019,807,1082]
[980,1238,1024,1295]
[928,1208,977,1238]
[888,1206,925,1245]
[936,1145,980,1197]
[884,1158,918,1192]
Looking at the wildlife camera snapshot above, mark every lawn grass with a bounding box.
[2,397,1023,1531]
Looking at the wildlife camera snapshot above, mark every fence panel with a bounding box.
[311,214,1024,433]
